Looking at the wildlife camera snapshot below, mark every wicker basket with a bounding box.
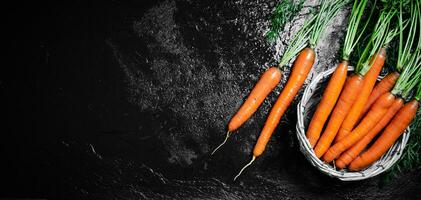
[296,66,410,181]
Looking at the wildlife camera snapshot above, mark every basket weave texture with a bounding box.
[296,66,410,181]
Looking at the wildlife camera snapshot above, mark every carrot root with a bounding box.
[234,156,256,181]
[211,131,232,155]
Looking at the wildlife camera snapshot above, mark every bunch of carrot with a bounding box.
[210,0,349,180]
[306,0,421,171]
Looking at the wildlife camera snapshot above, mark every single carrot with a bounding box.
[335,97,404,169]
[254,47,315,157]
[335,48,387,142]
[322,92,396,162]
[313,74,364,158]
[211,67,282,155]
[359,72,400,120]
[306,61,348,147]
[228,67,283,131]
[349,100,419,171]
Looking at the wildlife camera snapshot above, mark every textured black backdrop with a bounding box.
[3,0,421,199]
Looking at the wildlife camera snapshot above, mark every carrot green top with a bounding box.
[392,0,421,99]
[277,14,315,68]
[355,4,399,76]
[395,52,421,99]
[309,0,350,49]
[267,0,306,42]
[342,0,373,61]
[396,0,420,73]
[278,0,348,68]
[416,82,421,101]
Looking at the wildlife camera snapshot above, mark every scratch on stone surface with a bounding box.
[89,144,103,160]
[211,177,229,189]
[62,141,69,147]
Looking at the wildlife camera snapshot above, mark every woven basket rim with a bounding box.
[296,66,410,181]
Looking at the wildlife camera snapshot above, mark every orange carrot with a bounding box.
[211,67,282,155]
[349,100,419,171]
[335,48,387,142]
[335,97,404,169]
[359,72,400,120]
[323,92,396,162]
[306,61,348,147]
[254,47,315,157]
[313,74,364,158]
[228,67,282,131]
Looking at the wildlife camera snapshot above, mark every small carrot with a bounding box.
[228,67,283,132]
[313,74,364,158]
[359,72,400,120]
[335,97,404,169]
[254,47,315,157]
[211,67,282,155]
[349,100,419,171]
[306,61,348,147]
[323,92,396,162]
[335,48,387,142]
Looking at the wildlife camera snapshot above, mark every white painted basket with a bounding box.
[296,66,410,181]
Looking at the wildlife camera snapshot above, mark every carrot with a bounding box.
[335,48,387,142]
[313,74,364,158]
[322,92,396,162]
[211,67,282,155]
[349,100,419,171]
[254,47,315,157]
[306,61,348,147]
[359,72,400,120]
[335,97,404,169]
[228,67,283,132]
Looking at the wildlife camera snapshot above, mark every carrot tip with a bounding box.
[233,156,256,181]
[211,131,231,155]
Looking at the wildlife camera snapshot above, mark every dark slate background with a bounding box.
[3,0,421,199]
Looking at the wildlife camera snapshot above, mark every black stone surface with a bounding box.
[3,0,421,199]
